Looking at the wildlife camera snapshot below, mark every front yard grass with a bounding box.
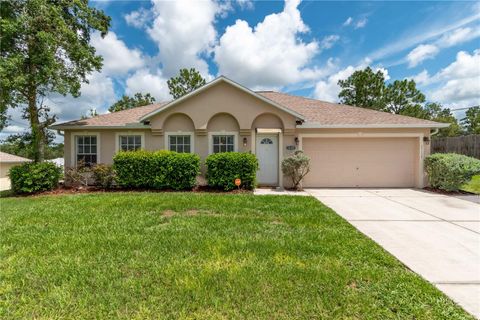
[461,175,480,194]
[0,193,472,319]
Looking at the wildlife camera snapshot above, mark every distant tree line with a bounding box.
[337,67,479,137]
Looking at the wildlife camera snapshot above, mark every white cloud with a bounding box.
[214,0,320,89]
[343,17,353,26]
[354,17,368,29]
[125,69,171,101]
[428,50,480,106]
[91,32,144,75]
[369,4,480,61]
[314,65,357,102]
[437,26,480,47]
[412,69,430,85]
[406,44,439,68]
[48,72,116,121]
[437,49,480,80]
[124,7,152,29]
[147,0,218,78]
[319,35,340,50]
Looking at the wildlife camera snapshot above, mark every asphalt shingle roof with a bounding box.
[51,91,442,128]
[0,151,31,163]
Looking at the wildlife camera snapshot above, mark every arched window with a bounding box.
[260,138,273,145]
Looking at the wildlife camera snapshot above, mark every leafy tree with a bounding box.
[0,0,110,162]
[167,68,206,99]
[0,105,7,131]
[338,67,386,111]
[424,103,462,137]
[384,79,426,116]
[462,106,480,134]
[108,93,156,113]
[0,132,63,160]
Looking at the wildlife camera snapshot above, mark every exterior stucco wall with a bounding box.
[149,81,297,130]
[0,162,23,178]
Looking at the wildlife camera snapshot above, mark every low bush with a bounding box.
[282,151,311,191]
[113,150,200,190]
[92,164,116,189]
[205,152,258,191]
[64,160,91,188]
[9,161,62,194]
[425,153,480,191]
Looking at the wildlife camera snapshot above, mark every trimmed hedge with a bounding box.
[113,150,200,190]
[205,152,258,191]
[9,162,62,194]
[425,153,480,191]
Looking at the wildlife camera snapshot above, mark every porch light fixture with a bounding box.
[423,136,430,145]
[294,137,299,146]
[243,137,247,147]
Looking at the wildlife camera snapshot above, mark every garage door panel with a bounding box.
[302,137,417,188]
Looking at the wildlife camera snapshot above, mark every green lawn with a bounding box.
[0,193,471,319]
[462,175,480,194]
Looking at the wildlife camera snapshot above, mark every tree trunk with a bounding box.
[27,88,44,162]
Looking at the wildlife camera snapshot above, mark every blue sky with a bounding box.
[2,0,480,138]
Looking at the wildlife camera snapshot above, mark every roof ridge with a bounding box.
[89,101,169,119]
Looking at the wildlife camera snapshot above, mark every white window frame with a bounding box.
[115,132,145,153]
[165,132,194,153]
[71,132,101,166]
[208,131,238,154]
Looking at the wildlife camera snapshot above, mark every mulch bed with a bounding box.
[423,187,475,196]
[2,185,252,198]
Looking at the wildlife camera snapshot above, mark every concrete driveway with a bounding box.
[306,188,480,318]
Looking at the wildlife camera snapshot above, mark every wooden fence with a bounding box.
[431,134,480,159]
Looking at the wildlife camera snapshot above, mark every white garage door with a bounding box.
[302,137,418,188]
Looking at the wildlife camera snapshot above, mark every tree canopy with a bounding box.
[0,0,110,161]
[167,68,206,99]
[0,132,63,160]
[337,67,466,136]
[108,93,156,113]
[338,67,386,111]
[462,106,480,134]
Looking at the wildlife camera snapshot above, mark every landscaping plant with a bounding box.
[281,150,311,190]
[9,161,61,194]
[425,153,480,191]
[205,152,258,190]
[113,150,200,190]
[92,164,116,189]
[64,160,91,188]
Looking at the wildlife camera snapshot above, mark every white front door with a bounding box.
[256,134,279,185]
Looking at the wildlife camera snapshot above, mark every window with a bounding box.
[76,135,97,166]
[119,135,142,151]
[212,135,235,153]
[260,138,273,144]
[169,135,191,153]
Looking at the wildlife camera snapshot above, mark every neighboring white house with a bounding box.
[0,151,31,191]
[48,157,65,168]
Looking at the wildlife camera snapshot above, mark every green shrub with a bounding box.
[425,153,480,191]
[205,152,258,191]
[113,150,200,190]
[9,162,62,194]
[282,151,311,190]
[92,164,116,189]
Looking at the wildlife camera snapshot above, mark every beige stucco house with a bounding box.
[0,151,31,191]
[50,76,448,188]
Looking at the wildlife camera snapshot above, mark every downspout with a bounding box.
[430,128,439,137]
[56,130,64,137]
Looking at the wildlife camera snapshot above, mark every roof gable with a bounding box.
[139,76,305,121]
